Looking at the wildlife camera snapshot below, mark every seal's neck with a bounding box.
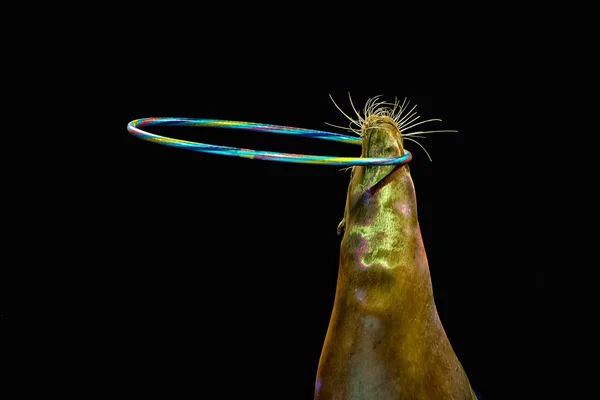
[345,165,419,237]
[339,165,433,313]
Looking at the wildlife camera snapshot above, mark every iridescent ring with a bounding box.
[127,118,412,167]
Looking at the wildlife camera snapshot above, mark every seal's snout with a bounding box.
[363,119,404,159]
[354,117,407,190]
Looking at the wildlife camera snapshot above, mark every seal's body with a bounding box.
[315,116,476,399]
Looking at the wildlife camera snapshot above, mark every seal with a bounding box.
[315,113,477,399]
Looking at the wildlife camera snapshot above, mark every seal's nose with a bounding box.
[364,124,404,159]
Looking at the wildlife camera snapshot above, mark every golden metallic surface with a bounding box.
[316,116,476,399]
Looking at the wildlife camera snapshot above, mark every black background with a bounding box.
[122,87,544,399]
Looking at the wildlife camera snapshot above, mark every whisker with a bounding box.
[398,113,420,128]
[324,121,362,136]
[397,97,408,118]
[395,98,410,121]
[397,104,418,125]
[390,96,399,117]
[379,100,401,119]
[404,137,433,162]
[349,127,363,136]
[365,95,384,116]
[393,97,406,121]
[362,125,386,133]
[366,100,374,114]
[403,130,458,137]
[348,92,365,123]
[325,121,358,132]
[374,98,388,110]
[329,93,361,127]
[401,119,443,131]
[363,96,375,116]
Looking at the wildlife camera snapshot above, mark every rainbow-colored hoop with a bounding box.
[127,118,412,167]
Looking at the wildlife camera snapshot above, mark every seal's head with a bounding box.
[333,94,454,236]
[363,115,405,158]
[337,115,409,236]
[354,115,407,190]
